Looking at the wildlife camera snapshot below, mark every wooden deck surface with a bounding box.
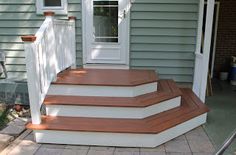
[44,80,181,107]
[52,69,158,86]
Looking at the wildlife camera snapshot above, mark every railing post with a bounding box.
[68,16,77,69]
[199,0,215,102]
[44,11,58,82]
[21,36,42,125]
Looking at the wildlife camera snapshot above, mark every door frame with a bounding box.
[81,0,130,69]
[209,1,220,78]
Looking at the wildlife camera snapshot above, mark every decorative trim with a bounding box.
[21,36,37,42]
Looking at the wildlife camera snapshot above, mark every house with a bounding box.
[0,0,217,147]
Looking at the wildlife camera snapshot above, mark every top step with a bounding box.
[53,69,158,86]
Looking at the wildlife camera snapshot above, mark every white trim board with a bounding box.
[83,64,129,69]
[48,82,158,97]
[46,97,181,119]
[210,2,220,78]
[34,113,207,147]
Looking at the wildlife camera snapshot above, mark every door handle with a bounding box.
[123,10,126,18]
[119,10,126,19]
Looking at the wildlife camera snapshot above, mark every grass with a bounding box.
[0,107,10,130]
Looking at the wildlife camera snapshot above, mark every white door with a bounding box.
[82,0,130,65]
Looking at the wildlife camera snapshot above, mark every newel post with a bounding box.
[21,36,42,124]
[68,16,77,69]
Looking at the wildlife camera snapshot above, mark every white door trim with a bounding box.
[210,2,220,78]
[82,0,130,68]
[193,0,215,102]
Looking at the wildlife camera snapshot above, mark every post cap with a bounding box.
[44,11,55,16]
[68,16,76,20]
[21,35,36,42]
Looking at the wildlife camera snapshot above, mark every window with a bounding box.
[93,1,118,42]
[36,0,68,15]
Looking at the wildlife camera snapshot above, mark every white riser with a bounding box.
[48,82,158,97]
[34,113,207,147]
[46,97,181,119]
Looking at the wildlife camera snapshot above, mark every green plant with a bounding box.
[0,106,10,130]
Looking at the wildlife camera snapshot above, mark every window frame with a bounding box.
[36,0,68,15]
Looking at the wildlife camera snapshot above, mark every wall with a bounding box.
[0,0,82,80]
[0,0,200,84]
[214,0,236,74]
[130,0,199,84]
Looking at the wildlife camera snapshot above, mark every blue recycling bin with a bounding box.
[230,64,236,85]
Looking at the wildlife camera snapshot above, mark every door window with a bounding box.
[93,1,118,43]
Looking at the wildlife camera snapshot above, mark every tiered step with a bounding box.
[27,89,209,147]
[44,80,182,118]
[26,69,209,147]
[48,69,158,97]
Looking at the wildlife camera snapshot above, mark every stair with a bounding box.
[48,69,158,97]
[27,69,209,147]
[44,80,182,118]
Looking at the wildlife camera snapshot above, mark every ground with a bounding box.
[0,126,215,155]
[204,79,236,155]
[1,80,236,155]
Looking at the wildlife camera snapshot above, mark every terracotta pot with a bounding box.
[14,104,22,112]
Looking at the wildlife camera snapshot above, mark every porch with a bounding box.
[15,0,219,149]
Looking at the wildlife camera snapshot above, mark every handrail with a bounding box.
[215,128,236,155]
[21,12,76,124]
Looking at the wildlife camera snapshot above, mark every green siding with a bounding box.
[0,0,199,83]
[130,0,199,83]
[0,0,82,80]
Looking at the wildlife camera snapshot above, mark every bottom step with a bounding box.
[27,89,209,147]
[33,114,206,147]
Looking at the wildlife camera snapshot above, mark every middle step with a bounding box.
[44,80,182,119]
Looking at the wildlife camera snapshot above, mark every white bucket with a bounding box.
[220,72,228,81]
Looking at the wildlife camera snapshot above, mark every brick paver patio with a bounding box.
[0,126,215,155]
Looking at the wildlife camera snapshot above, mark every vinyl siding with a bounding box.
[0,0,82,80]
[130,0,199,83]
[0,0,199,84]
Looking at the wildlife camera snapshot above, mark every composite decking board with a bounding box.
[27,88,209,134]
[44,80,182,107]
[52,69,158,86]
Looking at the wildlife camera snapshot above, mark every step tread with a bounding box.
[27,88,209,134]
[52,69,158,86]
[45,80,181,107]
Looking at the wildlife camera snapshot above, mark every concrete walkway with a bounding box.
[0,126,215,155]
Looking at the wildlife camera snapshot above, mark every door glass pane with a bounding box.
[44,0,62,7]
[93,1,118,42]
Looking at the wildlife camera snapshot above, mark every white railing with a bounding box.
[193,0,215,102]
[22,13,76,124]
